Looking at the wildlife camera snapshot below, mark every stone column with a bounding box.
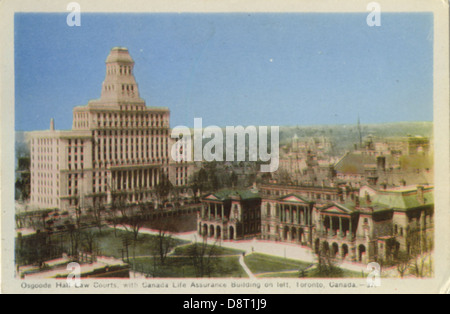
[339,217,343,238]
[111,133,116,163]
[329,216,334,237]
[348,218,353,240]
[138,169,141,189]
[144,169,148,188]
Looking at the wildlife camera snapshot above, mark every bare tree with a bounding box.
[74,203,82,230]
[313,242,343,278]
[396,251,410,278]
[81,230,97,255]
[108,194,125,237]
[65,222,80,259]
[187,237,219,278]
[91,203,105,234]
[152,220,176,266]
[406,223,433,278]
[155,174,173,209]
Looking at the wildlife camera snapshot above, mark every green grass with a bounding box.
[306,267,363,278]
[257,268,362,278]
[173,243,244,256]
[93,228,247,278]
[130,255,248,278]
[244,253,311,275]
[258,271,300,278]
[244,253,362,278]
[93,228,189,259]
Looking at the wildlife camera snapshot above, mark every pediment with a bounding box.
[321,205,352,214]
[279,194,309,204]
[204,194,219,200]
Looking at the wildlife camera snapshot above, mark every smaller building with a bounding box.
[18,255,130,279]
[314,184,434,264]
[198,189,261,241]
[261,193,315,246]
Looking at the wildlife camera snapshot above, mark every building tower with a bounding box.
[100,47,142,103]
[29,47,193,211]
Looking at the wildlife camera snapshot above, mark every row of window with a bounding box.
[95,129,169,137]
[32,138,57,146]
[107,65,132,76]
[31,196,58,206]
[32,146,59,154]
[95,112,166,122]
[32,163,57,171]
[68,139,84,146]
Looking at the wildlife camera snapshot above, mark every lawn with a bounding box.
[91,228,189,259]
[90,228,247,278]
[130,255,248,278]
[173,243,244,257]
[244,253,312,275]
[245,253,362,278]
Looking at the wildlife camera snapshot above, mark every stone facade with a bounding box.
[198,190,261,241]
[198,183,434,264]
[29,47,194,211]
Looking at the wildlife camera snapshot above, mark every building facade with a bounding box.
[197,183,434,264]
[198,189,261,241]
[29,47,193,211]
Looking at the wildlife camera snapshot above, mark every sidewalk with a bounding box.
[119,226,371,274]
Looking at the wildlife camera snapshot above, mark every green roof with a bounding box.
[372,189,433,210]
[206,189,260,201]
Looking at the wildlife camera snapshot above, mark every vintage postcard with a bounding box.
[1,0,449,296]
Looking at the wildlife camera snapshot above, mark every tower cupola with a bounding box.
[100,47,141,102]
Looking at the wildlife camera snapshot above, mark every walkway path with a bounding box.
[239,253,256,279]
[114,226,372,274]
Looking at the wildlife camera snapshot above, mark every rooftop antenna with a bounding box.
[357,115,362,149]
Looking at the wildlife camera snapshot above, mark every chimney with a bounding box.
[50,118,55,131]
[377,156,386,171]
[417,186,425,205]
[365,193,371,205]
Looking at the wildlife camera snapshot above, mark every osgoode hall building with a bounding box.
[29,47,193,211]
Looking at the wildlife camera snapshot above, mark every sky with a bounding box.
[15,13,433,131]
